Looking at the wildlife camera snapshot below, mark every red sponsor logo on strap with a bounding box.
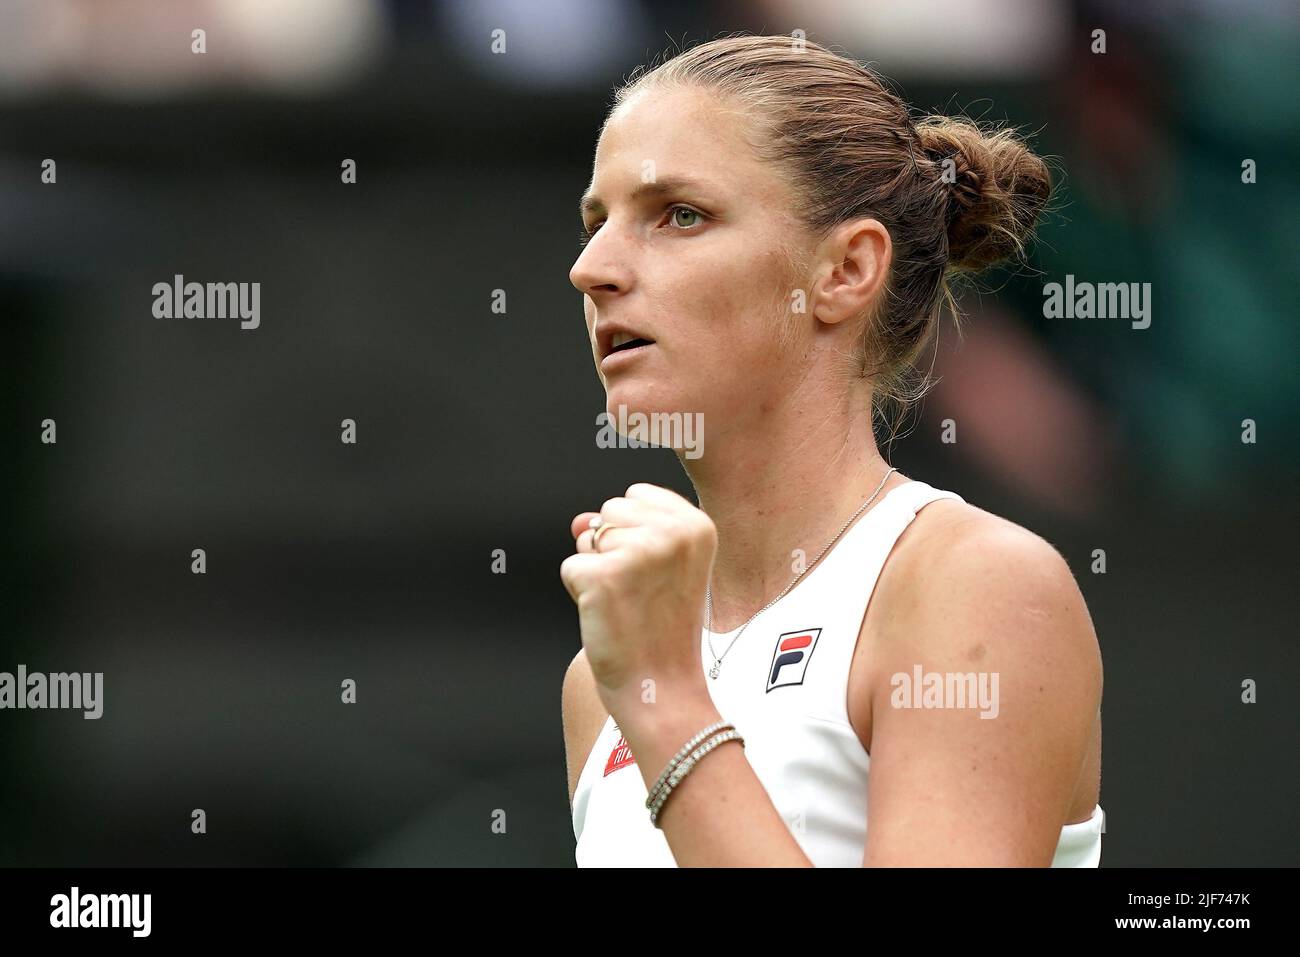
[603,734,636,776]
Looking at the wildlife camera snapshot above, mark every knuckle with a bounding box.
[643,533,673,559]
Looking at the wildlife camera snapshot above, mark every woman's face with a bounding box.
[570,84,811,435]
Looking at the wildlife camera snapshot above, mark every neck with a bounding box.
[679,387,904,633]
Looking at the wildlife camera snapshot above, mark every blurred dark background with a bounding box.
[1,0,1296,866]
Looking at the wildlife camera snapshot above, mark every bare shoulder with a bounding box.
[855,494,1104,749]
[856,497,1105,862]
[879,497,1101,672]
[883,501,1097,650]
[561,647,609,811]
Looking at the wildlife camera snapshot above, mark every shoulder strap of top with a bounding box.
[885,479,966,517]
[797,479,966,589]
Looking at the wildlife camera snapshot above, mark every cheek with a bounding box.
[711,258,795,363]
[690,252,782,332]
[640,241,799,394]
[668,281,790,412]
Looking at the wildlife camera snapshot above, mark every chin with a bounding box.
[600,381,711,459]
[605,379,707,416]
[603,383,687,421]
[597,387,707,459]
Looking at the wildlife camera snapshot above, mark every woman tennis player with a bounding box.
[560,34,1103,867]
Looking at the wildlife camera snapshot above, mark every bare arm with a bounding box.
[861,517,1103,866]
[561,647,609,811]
[615,688,815,867]
[562,494,814,866]
[563,625,811,865]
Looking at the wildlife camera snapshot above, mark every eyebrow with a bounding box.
[579,176,719,217]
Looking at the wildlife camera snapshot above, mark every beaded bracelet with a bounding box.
[647,728,745,828]
[645,719,734,807]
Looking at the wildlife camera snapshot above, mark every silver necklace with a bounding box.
[705,467,899,679]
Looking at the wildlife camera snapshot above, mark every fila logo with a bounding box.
[767,628,822,692]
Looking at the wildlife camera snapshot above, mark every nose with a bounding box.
[569,227,630,298]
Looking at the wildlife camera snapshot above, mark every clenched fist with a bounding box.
[561,483,717,718]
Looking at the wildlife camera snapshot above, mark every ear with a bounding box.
[810,218,892,326]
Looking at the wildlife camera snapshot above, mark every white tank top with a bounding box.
[571,479,1104,867]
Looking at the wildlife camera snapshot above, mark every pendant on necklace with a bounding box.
[709,662,720,679]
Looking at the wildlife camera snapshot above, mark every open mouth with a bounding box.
[609,336,654,355]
